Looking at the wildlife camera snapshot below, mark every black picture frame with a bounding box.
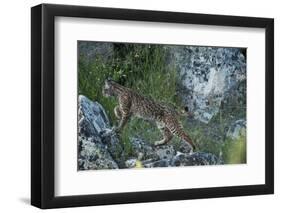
[31,3,274,209]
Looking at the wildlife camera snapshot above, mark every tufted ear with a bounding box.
[105,77,113,85]
[106,77,120,87]
[106,77,113,81]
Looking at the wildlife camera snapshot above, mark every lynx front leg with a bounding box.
[114,95,131,132]
[154,127,173,146]
[115,113,130,132]
[114,106,122,119]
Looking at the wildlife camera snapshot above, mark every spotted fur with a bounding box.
[102,79,196,151]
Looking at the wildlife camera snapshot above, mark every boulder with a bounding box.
[226,119,246,140]
[100,129,126,168]
[78,41,113,62]
[78,95,125,169]
[144,159,170,168]
[129,138,176,161]
[129,137,157,160]
[171,152,222,167]
[169,46,246,123]
[128,137,222,167]
[154,145,176,160]
[78,95,110,137]
[78,136,118,170]
[125,159,137,168]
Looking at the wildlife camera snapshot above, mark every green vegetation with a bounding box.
[79,44,180,123]
[78,42,246,164]
[184,107,246,164]
[223,135,246,164]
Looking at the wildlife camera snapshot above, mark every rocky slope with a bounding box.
[78,95,222,170]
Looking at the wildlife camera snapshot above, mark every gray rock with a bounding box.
[171,152,222,167]
[78,136,118,170]
[169,46,246,123]
[129,137,221,167]
[226,119,246,140]
[142,151,222,168]
[125,159,137,168]
[178,142,193,154]
[143,159,170,168]
[130,137,156,160]
[129,138,177,161]
[78,95,125,168]
[78,41,113,62]
[100,129,126,168]
[154,145,176,160]
[78,95,110,137]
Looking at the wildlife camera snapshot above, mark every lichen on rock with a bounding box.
[169,46,246,123]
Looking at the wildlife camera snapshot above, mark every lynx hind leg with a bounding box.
[112,106,122,132]
[165,116,195,152]
[179,131,196,153]
[154,124,173,146]
[114,106,122,119]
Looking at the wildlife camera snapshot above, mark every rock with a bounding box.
[129,137,156,160]
[169,46,246,123]
[178,142,193,154]
[129,138,176,161]
[100,129,126,168]
[144,159,170,168]
[171,152,222,167]
[78,94,222,170]
[129,137,221,167]
[78,136,118,170]
[78,95,110,137]
[125,159,137,168]
[78,41,113,63]
[226,119,246,140]
[78,95,125,168]
[143,151,222,168]
[154,145,176,160]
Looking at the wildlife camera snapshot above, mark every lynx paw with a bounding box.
[100,128,115,137]
[154,140,166,146]
[111,126,121,134]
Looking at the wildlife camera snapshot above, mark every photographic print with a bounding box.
[31,5,274,208]
[77,41,247,171]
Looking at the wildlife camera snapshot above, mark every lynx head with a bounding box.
[102,78,115,97]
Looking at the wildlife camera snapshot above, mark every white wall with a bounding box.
[0,0,279,212]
